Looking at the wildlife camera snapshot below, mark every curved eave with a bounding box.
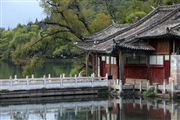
[137,31,180,39]
[120,45,155,51]
[169,30,180,38]
[75,42,113,54]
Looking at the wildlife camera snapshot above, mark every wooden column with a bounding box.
[108,55,112,76]
[98,56,101,77]
[119,52,124,81]
[116,56,119,80]
[92,54,96,75]
[92,53,98,77]
[147,55,150,83]
[95,53,98,77]
[173,39,175,54]
[86,52,90,76]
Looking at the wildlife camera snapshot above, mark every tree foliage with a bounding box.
[0,0,180,75]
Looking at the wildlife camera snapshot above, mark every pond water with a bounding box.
[0,97,178,120]
[0,60,73,79]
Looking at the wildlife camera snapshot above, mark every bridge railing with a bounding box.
[0,73,108,91]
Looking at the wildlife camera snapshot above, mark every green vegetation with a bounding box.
[0,89,9,93]
[143,87,156,97]
[0,0,180,76]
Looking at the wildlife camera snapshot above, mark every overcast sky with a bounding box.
[0,0,46,29]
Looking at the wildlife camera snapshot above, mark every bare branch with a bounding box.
[46,0,59,7]
[68,1,91,33]
[29,30,70,48]
[42,1,86,41]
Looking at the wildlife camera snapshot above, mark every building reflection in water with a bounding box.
[0,97,179,120]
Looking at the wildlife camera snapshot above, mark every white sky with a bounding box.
[0,0,46,29]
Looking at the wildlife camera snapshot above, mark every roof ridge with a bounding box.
[86,23,128,39]
[123,6,180,44]
[97,4,180,42]
[159,4,180,9]
[170,23,180,30]
[85,7,159,43]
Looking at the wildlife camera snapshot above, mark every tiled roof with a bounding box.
[85,23,129,42]
[76,4,180,53]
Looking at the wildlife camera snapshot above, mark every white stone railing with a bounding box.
[0,73,109,91]
[109,79,122,92]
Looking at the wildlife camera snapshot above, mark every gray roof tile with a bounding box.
[76,4,180,53]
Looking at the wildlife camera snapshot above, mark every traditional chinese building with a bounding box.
[76,4,180,85]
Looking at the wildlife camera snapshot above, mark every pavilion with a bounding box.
[76,4,180,85]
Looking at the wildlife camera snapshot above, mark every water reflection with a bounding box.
[0,97,179,120]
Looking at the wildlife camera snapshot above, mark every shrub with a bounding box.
[143,87,155,97]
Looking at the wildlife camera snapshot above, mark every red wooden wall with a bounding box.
[100,61,118,80]
[149,66,164,84]
[104,64,118,80]
[124,64,148,79]
[99,56,170,84]
[164,60,170,83]
[111,64,118,80]
[101,61,107,77]
[124,61,170,84]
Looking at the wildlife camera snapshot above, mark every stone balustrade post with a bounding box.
[31,74,34,80]
[171,79,175,99]
[26,76,29,87]
[43,75,46,87]
[48,74,51,83]
[113,80,116,91]
[75,74,77,87]
[9,76,12,87]
[63,73,65,78]
[48,74,51,79]
[60,75,63,87]
[119,80,123,93]
[78,72,81,77]
[146,81,149,90]
[163,79,166,94]
[91,73,94,87]
[139,81,142,93]
[14,75,17,81]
